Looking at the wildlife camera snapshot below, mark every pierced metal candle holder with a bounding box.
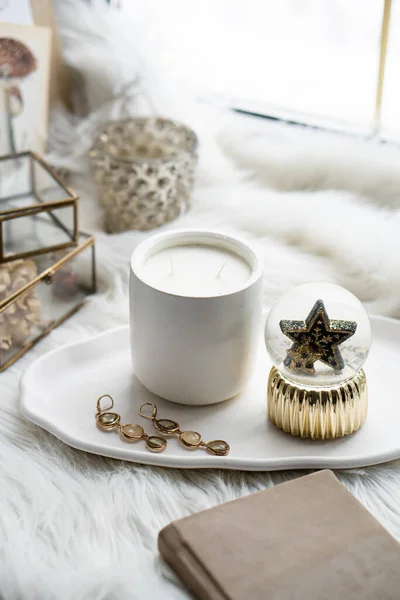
[89,117,198,233]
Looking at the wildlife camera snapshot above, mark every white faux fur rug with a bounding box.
[1,2,400,598]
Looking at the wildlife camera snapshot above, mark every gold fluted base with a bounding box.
[267,367,368,440]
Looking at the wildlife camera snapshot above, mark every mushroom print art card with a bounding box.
[0,22,51,154]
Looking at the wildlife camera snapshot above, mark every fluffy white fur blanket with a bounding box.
[1,1,400,598]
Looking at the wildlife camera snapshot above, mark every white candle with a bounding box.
[140,244,252,297]
[130,230,263,405]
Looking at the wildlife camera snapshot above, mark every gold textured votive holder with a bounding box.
[89,117,198,233]
[267,366,368,440]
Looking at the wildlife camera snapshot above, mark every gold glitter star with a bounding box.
[280,299,357,374]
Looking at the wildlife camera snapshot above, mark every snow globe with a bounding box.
[265,283,371,439]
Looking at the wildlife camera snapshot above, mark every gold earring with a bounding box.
[138,402,230,456]
[96,395,167,453]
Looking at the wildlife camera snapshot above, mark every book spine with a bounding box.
[158,524,228,600]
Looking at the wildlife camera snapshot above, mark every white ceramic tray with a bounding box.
[20,316,400,471]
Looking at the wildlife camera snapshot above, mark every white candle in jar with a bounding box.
[130,230,263,405]
[140,244,252,297]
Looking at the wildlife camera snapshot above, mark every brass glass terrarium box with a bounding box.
[0,151,78,261]
[0,152,96,372]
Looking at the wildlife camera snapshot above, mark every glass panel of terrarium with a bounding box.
[32,157,73,203]
[2,203,75,259]
[33,241,95,326]
[0,153,31,205]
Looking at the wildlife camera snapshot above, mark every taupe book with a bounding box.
[158,470,400,600]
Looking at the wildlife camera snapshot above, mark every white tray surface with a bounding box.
[20,316,400,471]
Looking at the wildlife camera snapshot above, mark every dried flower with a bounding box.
[0,258,40,356]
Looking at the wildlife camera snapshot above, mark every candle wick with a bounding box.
[169,257,174,276]
[216,262,226,279]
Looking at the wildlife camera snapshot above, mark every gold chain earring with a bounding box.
[138,402,230,456]
[96,395,167,452]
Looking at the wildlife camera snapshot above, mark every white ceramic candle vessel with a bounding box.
[130,229,263,405]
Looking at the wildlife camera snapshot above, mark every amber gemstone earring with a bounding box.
[96,395,167,452]
[138,402,230,456]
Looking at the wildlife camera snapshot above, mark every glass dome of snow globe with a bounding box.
[265,282,372,388]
